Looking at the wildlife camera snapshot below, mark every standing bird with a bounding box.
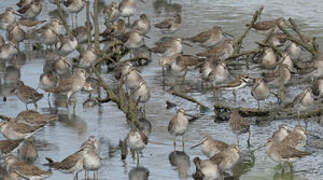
[210,144,240,173]
[5,155,52,180]
[0,120,42,140]
[12,80,43,110]
[154,14,181,33]
[216,74,251,101]
[63,0,85,27]
[247,17,287,33]
[118,0,136,24]
[191,136,229,158]
[193,157,220,180]
[55,34,78,55]
[45,150,84,180]
[127,128,148,167]
[168,108,188,151]
[251,78,270,109]
[81,138,101,180]
[18,137,38,163]
[132,14,151,36]
[7,23,26,45]
[103,2,120,23]
[281,126,307,151]
[133,81,150,117]
[272,124,291,142]
[150,38,183,57]
[261,48,277,69]
[0,8,17,30]
[17,0,43,19]
[229,111,251,146]
[49,69,87,109]
[185,26,226,47]
[265,138,311,171]
[38,71,58,100]
[196,40,235,60]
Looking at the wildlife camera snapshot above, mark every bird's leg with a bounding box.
[182,136,185,151]
[26,104,29,110]
[85,170,88,180]
[34,103,38,110]
[257,101,260,110]
[236,134,240,147]
[71,14,74,28]
[297,111,301,126]
[289,162,294,172]
[127,17,130,25]
[233,90,237,102]
[248,128,252,147]
[136,151,140,167]
[173,137,176,150]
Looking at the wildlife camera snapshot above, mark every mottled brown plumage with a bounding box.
[229,111,250,146]
[0,139,23,157]
[248,18,287,31]
[154,14,181,33]
[13,80,43,110]
[15,110,58,127]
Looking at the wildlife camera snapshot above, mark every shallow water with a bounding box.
[0,0,323,179]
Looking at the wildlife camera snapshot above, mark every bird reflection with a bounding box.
[168,151,190,179]
[153,0,182,15]
[273,171,295,180]
[128,166,150,180]
[58,113,87,136]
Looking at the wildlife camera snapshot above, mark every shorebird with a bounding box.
[17,19,46,31]
[49,68,87,108]
[263,64,292,87]
[122,66,144,91]
[100,19,125,38]
[288,88,314,125]
[122,29,144,50]
[267,33,288,46]
[128,167,150,180]
[12,80,43,110]
[169,54,205,77]
[191,136,229,158]
[16,0,33,8]
[7,23,26,44]
[63,0,85,27]
[17,137,38,163]
[150,37,183,57]
[55,34,78,55]
[215,74,251,101]
[0,139,23,157]
[251,78,270,109]
[38,71,58,99]
[0,41,18,60]
[261,48,277,69]
[53,55,71,75]
[45,150,84,180]
[168,108,189,150]
[17,0,43,19]
[193,157,220,180]
[287,42,301,60]
[127,128,148,167]
[38,18,63,34]
[311,78,323,97]
[247,17,287,33]
[78,47,97,69]
[210,144,240,172]
[196,40,234,59]
[80,136,99,154]
[185,26,226,47]
[15,110,58,127]
[103,2,120,23]
[281,126,307,150]
[36,27,58,48]
[0,120,42,140]
[272,124,291,142]
[118,0,136,24]
[82,77,99,98]
[280,51,295,72]
[131,14,151,35]
[265,138,311,171]
[5,154,52,180]
[72,21,92,44]
[154,14,181,33]
[81,137,101,180]
[0,8,17,30]
[229,111,251,146]
[133,81,150,116]
[208,62,230,89]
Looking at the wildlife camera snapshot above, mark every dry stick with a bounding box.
[233,6,264,55]
[86,0,92,48]
[171,91,208,110]
[277,22,318,57]
[0,115,10,121]
[224,49,262,62]
[93,0,100,51]
[55,0,71,36]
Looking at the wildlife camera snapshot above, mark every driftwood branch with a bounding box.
[233,6,264,55]
[171,91,208,110]
[86,0,92,47]
[55,0,71,36]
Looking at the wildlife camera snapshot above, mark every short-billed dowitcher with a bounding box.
[127,128,148,167]
[191,136,229,158]
[12,80,43,110]
[131,14,151,35]
[154,14,181,33]
[251,78,270,109]
[185,26,226,47]
[168,108,188,150]
[229,111,251,146]
[118,0,136,24]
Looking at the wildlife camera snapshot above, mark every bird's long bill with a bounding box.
[223,32,234,38]
[253,144,265,152]
[183,42,193,47]
[190,138,207,149]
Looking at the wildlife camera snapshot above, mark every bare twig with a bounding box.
[171,91,208,110]
[55,0,71,36]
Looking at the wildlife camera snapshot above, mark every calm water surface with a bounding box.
[0,0,323,179]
